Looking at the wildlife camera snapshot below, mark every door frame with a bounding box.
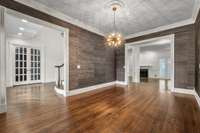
[0,6,6,113]
[10,43,43,86]
[5,8,70,96]
[125,34,175,91]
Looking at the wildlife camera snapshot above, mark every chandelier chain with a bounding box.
[113,9,116,32]
[106,4,124,47]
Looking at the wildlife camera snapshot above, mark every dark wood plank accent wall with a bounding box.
[116,24,196,89]
[0,0,115,90]
[195,10,200,96]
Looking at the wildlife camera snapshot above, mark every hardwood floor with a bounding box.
[0,81,200,133]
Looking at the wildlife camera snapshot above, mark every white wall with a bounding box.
[32,26,64,83]
[139,48,171,79]
[6,26,64,87]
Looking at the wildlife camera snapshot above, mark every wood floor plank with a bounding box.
[0,81,200,133]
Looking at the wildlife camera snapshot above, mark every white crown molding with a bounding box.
[126,0,200,39]
[192,0,200,22]
[15,0,200,40]
[14,0,105,36]
[125,19,194,39]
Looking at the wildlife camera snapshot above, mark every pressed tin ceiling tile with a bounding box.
[17,0,196,36]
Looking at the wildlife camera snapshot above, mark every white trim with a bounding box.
[116,81,127,85]
[194,91,200,108]
[125,19,193,39]
[0,104,6,113]
[5,8,70,97]
[63,29,70,95]
[57,80,200,109]
[192,0,200,22]
[54,86,68,97]
[173,88,196,95]
[0,6,6,113]
[68,82,116,96]
[125,0,200,40]
[173,88,200,108]
[125,35,175,91]
[14,0,105,36]
[54,81,127,96]
[13,0,200,39]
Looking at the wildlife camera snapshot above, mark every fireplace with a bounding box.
[140,69,148,79]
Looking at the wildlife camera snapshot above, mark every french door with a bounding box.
[14,46,41,85]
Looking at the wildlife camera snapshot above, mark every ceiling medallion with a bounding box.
[105,0,125,47]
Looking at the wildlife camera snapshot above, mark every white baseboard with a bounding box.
[173,88,196,95]
[116,81,127,86]
[0,104,6,113]
[69,81,116,96]
[54,81,127,96]
[54,86,68,97]
[174,88,200,108]
[194,91,200,108]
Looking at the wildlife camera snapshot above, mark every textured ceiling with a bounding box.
[17,0,195,37]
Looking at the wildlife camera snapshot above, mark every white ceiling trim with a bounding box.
[125,18,194,39]
[126,0,200,39]
[14,0,200,39]
[192,0,200,21]
[14,0,105,36]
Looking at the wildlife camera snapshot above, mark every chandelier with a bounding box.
[106,1,124,47]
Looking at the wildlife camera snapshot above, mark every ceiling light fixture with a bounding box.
[19,27,25,31]
[21,19,28,23]
[106,0,124,47]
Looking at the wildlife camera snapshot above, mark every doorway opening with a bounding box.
[0,7,70,113]
[125,35,174,91]
[4,9,69,95]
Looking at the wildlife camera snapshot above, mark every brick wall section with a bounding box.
[116,24,196,89]
[69,27,115,90]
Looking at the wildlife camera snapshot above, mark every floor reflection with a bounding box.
[159,79,171,91]
[129,78,171,91]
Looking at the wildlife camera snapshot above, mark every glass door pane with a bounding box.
[15,47,27,84]
[30,48,41,81]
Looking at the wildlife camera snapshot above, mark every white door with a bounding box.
[14,46,41,85]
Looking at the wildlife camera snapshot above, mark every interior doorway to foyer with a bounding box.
[5,9,68,89]
[0,6,69,113]
[125,35,174,91]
